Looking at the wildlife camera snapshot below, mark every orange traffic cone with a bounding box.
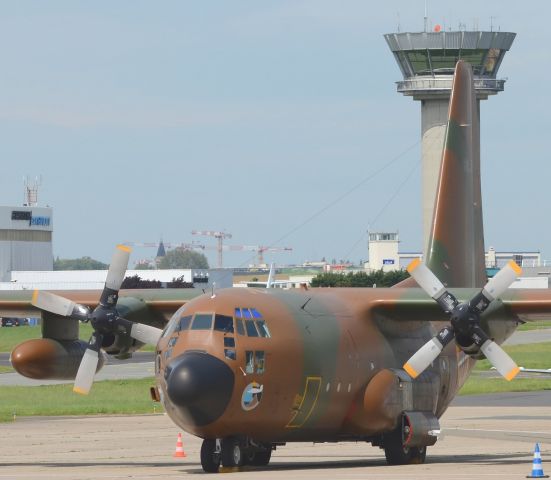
[173,432,187,458]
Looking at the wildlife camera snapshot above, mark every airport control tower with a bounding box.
[384,30,515,252]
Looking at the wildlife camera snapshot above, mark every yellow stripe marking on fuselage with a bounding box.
[286,376,322,429]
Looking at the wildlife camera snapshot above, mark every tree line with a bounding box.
[310,270,409,287]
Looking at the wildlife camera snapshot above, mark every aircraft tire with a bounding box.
[200,439,221,473]
[247,448,272,466]
[221,437,243,467]
[384,442,427,465]
[383,427,427,465]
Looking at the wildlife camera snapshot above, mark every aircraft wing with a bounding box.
[0,288,201,321]
[366,288,551,323]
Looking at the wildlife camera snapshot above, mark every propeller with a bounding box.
[403,259,522,382]
[32,245,163,394]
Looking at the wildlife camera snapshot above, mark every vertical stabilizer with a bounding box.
[266,263,275,289]
[425,61,486,288]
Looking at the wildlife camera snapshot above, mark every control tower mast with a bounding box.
[384,30,515,253]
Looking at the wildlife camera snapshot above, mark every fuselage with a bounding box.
[154,286,521,443]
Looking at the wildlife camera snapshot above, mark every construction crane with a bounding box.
[127,238,292,268]
[191,231,232,268]
[222,245,293,265]
[122,241,205,250]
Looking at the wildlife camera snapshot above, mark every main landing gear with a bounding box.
[200,437,273,473]
[381,425,427,465]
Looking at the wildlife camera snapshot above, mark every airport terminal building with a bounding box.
[0,205,53,281]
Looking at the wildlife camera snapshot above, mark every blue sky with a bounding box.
[0,1,549,267]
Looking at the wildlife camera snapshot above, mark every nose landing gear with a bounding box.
[200,437,273,473]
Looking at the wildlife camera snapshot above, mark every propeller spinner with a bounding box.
[32,245,163,394]
[403,259,522,382]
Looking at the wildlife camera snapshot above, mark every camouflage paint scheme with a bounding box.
[5,61,551,452]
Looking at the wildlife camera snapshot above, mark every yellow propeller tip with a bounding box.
[407,258,422,273]
[505,366,520,381]
[403,363,419,379]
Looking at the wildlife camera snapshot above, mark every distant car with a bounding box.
[1,317,30,327]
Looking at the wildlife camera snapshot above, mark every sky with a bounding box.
[0,1,549,268]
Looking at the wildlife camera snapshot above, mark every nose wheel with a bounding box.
[200,439,221,473]
[200,437,273,473]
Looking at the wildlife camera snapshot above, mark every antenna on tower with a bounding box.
[396,12,401,32]
[424,0,428,32]
[23,175,42,207]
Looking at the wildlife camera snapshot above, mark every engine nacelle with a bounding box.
[11,338,105,380]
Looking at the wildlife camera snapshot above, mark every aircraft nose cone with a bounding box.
[165,351,234,426]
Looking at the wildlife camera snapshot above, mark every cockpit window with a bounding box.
[236,319,245,336]
[245,320,259,337]
[256,320,271,338]
[214,314,234,333]
[178,315,192,332]
[191,313,213,330]
[235,307,271,338]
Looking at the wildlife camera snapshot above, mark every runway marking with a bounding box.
[448,427,551,436]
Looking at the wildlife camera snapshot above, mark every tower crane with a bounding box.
[191,231,232,268]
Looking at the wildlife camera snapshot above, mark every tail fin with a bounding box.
[425,61,486,288]
[266,263,275,288]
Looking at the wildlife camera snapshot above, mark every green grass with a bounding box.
[459,341,551,395]
[459,376,551,395]
[0,377,163,422]
[0,366,13,374]
[0,324,155,352]
[473,342,551,371]
[518,320,551,331]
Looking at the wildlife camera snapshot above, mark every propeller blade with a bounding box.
[73,348,100,395]
[130,323,163,345]
[105,244,132,291]
[403,327,455,379]
[31,290,89,320]
[407,259,459,312]
[482,260,522,301]
[469,261,522,314]
[480,339,520,381]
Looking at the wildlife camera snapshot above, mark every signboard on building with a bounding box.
[383,259,395,265]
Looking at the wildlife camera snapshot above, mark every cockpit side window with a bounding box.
[236,319,245,336]
[191,313,213,330]
[255,351,265,373]
[245,320,259,337]
[178,315,192,332]
[255,320,271,338]
[214,314,234,333]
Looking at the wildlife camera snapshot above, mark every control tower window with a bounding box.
[191,313,213,330]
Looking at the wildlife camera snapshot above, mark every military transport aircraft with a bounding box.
[6,61,551,473]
